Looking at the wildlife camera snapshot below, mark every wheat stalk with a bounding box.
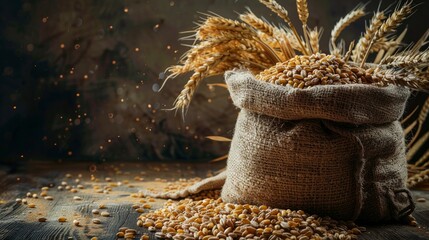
[352,11,385,63]
[330,5,366,54]
[258,0,309,54]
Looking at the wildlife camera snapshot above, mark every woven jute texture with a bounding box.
[221,70,413,221]
[147,70,414,221]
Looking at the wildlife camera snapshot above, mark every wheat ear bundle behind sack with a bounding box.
[149,0,429,223]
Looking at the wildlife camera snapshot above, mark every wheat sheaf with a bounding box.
[164,0,428,113]
[164,0,429,188]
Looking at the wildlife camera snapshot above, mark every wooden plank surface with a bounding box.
[0,161,428,240]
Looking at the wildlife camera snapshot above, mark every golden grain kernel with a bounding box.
[135,208,145,213]
[92,218,101,224]
[125,229,137,234]
[58,217,67,222]
[38,217,47,222]
[28,203,36,208]
[140,234,149,240]
[101,211,110,217]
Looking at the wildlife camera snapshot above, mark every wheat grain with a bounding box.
[256,54,374,88]
[330,5,365,53]
[352,12,385,62]
[138,198,363,239]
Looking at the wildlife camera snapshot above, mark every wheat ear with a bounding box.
[308,27,322,53]
[296,0,311,53]
[408,169,429,188]
[360,2,413,66]
[259,0,309,55]
[352,11,385,62]
[330,5,366,54]
[173,54,225,112]
[240,12,275,37]
[239,12,292,60]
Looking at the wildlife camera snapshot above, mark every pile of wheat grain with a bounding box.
[256,53,376,88]
[138,198,365,240]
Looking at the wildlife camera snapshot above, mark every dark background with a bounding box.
[1,0,428,163]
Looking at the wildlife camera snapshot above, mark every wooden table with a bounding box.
[0,161,428,240]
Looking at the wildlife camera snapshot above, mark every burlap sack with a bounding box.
[147,70,414,222]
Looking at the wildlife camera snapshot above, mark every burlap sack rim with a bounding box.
[225,70,410,124]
